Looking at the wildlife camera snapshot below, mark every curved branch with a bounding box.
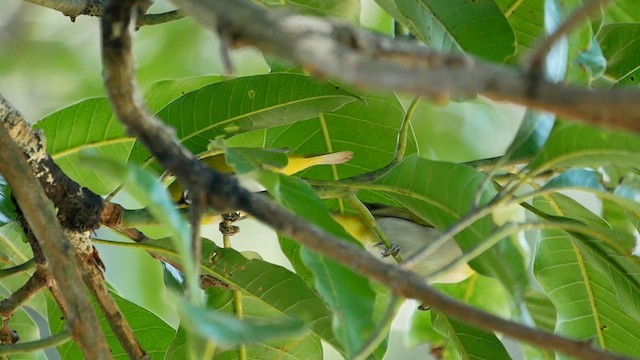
[100,1,631,359]
[171,0,640,133]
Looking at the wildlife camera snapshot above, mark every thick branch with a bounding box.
[171,0,640,132]
[0,116,110,359]
[100,2,630,359]
[0,96,148,358]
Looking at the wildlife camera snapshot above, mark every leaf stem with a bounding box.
[0,259,35,279]
[0,331,71,355]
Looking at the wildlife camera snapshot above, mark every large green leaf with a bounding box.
[533,194,640,339]
[48,291,175,359]
[364,155,528,295]
[408,274,510,358]
[137,238,340,353]
[228,93,414,179]
[143,75,226,114]
[179,300,305,346]
[603,0,640,23]
[254,171,379,358]
[33,76,226,195]
[129,73,358,167]
[203,287,323,360]
[379,0,516,61]
[598,24,640,81]
[528,121,640,174]
[504,110,555,162]
[494,0,545,60]
[534,225,640,357]
[409,98,523,162]
[34,98,131,195]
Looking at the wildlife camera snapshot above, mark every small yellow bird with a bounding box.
[334,212,473,284]
[167,149,353,204]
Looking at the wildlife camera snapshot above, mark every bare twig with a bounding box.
[78,251,147,360]
[100,1,630,358]
[0,112,110,359]
[0,260,35,279]
[171,0,640,132]
[0,331,71,355]
[0,267,48,320]
[528,0,612,74]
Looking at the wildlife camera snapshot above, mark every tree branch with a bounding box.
[100,1,630,359]
[0,267,48,320]
[0,96,148,358]
[23,0,183,25]
[171,0,640,132]
[0,108,110,359]
[527,0,612,73]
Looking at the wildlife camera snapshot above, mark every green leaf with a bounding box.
[141,239,340,353]
[383,0,516,61]
[32,77,227,195]
[603,0,640,23]
[505,110,555,161]
[48,291,175,359]
[179,299,306,346]
[129,73,358,167]
[224,147,288,175]
[365,155,529,295]
[408,275,510,358]
[203,287,324,360]
[529,121,640,174]
[227,93,413,180]
[598,24,640,81]
[533,195,640,330]
[254,171,378,358]
[143,75,226,114]
[524,290,556,333]
[34,98,132,195]
[534,225,640,357]
[542,168,603,191]
[561,1,594,84]
[259,0,360,21]
[433,313,511,360]
[410,98,523,162]
[494,0,545,60]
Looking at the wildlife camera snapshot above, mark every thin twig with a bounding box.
[0,331,72,355]
[137,10,185,26]
[0,267,48,320]
[79,254,148,360]
[528,0,612,74]
[0,259,35,279]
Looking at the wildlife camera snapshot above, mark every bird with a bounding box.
[334,209,473,284]
[167,148,353,204]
